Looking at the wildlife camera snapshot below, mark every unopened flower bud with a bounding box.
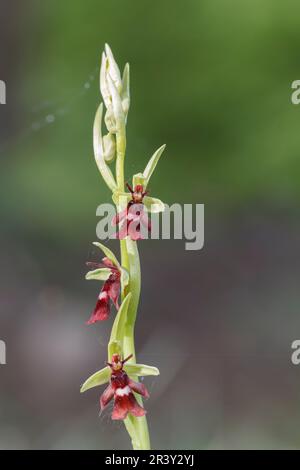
[100,52,111,109]
[105,43,122,93]
[107,74,125,131]
[105,106,117,133]
[103,133,116,163]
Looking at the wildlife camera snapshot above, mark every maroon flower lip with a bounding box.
[100,353,149,420]
[86,257,121,324]
[112,184,151,240]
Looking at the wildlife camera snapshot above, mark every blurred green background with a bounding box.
[1,0,300,449]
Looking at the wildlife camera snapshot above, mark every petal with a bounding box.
[111,220,129,240]
[102,257,116,268]
[128,222,144,240]
[111,393,146,420]
[100,383,114,410]
[128,379,149,398]
[112,208,127,226]
[127,393,147,417]
[86,294,110,324]
[111,395,130,420]
[140,211,151,232]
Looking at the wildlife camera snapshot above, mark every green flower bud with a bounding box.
[105,43,122,93]
[104,106,117,133]
[103,133,116,163]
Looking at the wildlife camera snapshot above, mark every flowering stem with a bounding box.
[121,239,150,450]
[87,45,162,449]
[116,120,150,449]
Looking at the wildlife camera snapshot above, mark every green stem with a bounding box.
[121,239,150,450]
[116,120,150,450]
[116,126,126,192]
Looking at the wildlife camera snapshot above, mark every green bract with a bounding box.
[108,293,131,358]
[93,103,117,191]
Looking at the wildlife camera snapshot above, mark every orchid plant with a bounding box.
[81,44,166,450]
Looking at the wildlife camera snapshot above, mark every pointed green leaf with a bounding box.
[92,241,120,269]
[93,103,117,191]
[124,363,160,377]
[108,293,132,359]
[85,267,111,281]
[143,196,165,213]
[80,366,110,393]
[109,293,131,342]
[143,144,166,187]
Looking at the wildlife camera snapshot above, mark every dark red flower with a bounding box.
[112,184,151,240]
[86,257,121,324]
[100,353,149,420]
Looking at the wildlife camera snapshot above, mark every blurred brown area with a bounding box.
[1,0,300,450]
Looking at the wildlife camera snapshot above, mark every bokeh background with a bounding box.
[1,0,300,449]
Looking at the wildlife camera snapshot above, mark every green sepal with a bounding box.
[143,196,165,213]
[132,172,147,188]
[124,363,160,377]
[80,366,110,393]
[143,144,166,187]
[108,340,122,358]
[80,362,159,394]
[108,293,132,359]
[112,190,165,214]
[85,267,111,281]
[92,241,120,268]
